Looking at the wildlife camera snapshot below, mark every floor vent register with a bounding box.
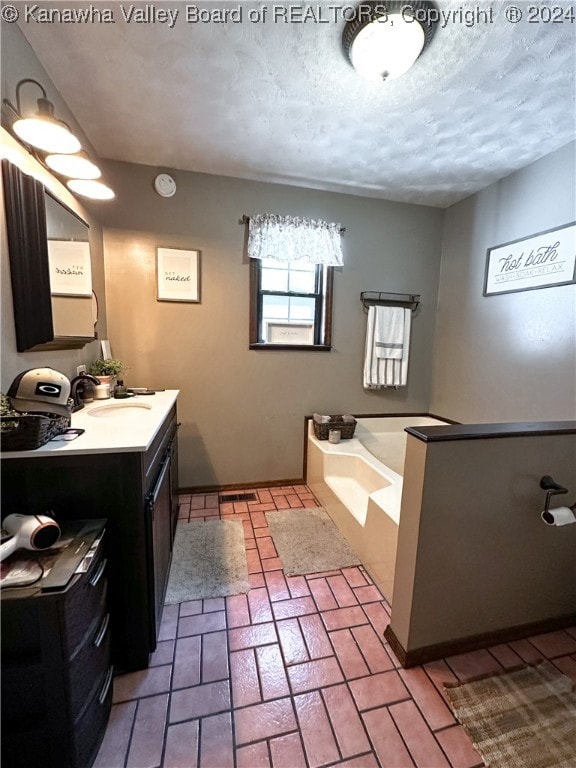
[219,493,258,503]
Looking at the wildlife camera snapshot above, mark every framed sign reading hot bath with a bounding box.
[157,247,201,303]
[483,221,576,297]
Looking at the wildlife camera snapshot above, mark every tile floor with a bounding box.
[94,485,576,768]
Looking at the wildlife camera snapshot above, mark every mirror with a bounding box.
[45,191,95,340]
[2,159,97,351]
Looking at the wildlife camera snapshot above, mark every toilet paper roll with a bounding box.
[541,507,576,526]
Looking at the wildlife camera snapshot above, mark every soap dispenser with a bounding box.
[113,380,129,399]
[80,376,95,404]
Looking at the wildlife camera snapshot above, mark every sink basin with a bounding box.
[87,402,153,418]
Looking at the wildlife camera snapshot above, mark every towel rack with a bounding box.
[360,291,421,313]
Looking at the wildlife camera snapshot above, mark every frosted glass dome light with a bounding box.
[343,1,438,83]
[350,14,426,82]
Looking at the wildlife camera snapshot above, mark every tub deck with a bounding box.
[307,416,447,602]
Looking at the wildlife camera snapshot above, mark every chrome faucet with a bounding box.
[69,374,101,412]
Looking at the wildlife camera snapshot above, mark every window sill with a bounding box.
[249,343,332,352]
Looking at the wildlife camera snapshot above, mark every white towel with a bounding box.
[363,306,411,389]
[374,306,405,360]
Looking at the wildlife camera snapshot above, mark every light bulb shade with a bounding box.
[13,116,82,154]
[46,153,101,180]
[67,178,115,200]
[343,0,438,82]
[350,13,425,81]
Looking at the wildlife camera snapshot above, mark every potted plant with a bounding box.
[1,393,19,432]
[87,358,125,387]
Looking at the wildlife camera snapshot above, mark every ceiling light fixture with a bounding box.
[3,78,115,201]
[342,1,438,82]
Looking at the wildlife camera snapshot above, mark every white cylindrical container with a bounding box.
[329,429,341,444]
[93,383,111,400]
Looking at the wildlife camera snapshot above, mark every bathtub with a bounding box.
[306,415,448,602]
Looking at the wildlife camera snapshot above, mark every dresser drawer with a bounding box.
[68,610,111,719]
[59,555,108,657]
[71,665,113,768]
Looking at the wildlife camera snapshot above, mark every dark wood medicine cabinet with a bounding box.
[2,159,97,352]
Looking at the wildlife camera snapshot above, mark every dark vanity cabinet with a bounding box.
[1,519,111,768]
[148,451,173,632]
[145,412,179,636]
[1,407,179,672]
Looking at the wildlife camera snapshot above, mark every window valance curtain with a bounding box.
[247,213,344,267]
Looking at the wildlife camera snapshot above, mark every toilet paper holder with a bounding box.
[540,475,569,516]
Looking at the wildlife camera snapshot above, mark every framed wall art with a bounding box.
[47,240,92,296]
[483,221,576,296]
[157,247,201,303]
[265,321,315,345]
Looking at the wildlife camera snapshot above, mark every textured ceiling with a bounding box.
[18,0,576,207]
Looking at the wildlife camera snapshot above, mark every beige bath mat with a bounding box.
[265,507,360,576]
[165,519,249,603]
[444,660,576,768]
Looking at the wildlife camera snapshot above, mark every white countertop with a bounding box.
[1,390,179,459]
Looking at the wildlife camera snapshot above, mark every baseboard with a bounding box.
[384,613,576,668]
[178,478,306,495]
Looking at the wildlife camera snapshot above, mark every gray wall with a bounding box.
[100,160,444,487]
[431,142,576,423]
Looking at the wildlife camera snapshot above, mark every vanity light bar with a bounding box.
[5,78,115,201]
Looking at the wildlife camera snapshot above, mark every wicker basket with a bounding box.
[313,415,357,441]
[1,413,71,451]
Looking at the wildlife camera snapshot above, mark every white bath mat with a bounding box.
[165,519,249,603]
[265,507,360,576]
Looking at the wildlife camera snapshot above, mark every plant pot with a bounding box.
[95,374,116,388]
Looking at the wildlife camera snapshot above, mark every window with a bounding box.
[246,212,342,350]
[250,258,334,350]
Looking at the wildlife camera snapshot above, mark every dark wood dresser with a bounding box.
[1,403,179,672]
[1,518,112,768]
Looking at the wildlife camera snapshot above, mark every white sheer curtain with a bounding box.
[247,213,344,266]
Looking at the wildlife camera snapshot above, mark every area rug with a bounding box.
[265,507,360,576]
[165,519,249,603]
[444,660,576,768]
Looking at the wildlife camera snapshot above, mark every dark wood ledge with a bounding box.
[405,420,576,443]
